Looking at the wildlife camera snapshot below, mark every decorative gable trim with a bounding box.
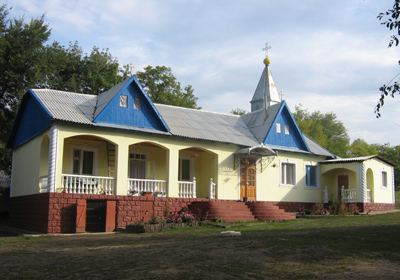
[263,101,310,152]
[7,90,53,149]
[93,76,169,132]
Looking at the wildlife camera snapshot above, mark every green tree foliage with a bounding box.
[0,5,131,172]
[348,138,377,157]
[293,104,350,158]
[0,5,51,172]
[230,108,248,115]
[372,143,400,189]
[39,42,129,94]
[136,65,200,109]
[376,0,400,117]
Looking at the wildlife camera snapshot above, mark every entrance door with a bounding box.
[337,175,349,201]
[240,158,256,201]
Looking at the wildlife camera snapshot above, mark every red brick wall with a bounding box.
[10,193,211,234]
[9,193,51,233]
[10,194,396,234]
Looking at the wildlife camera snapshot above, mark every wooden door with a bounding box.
[337,175,349,201]
[76,199,87,233]
[105,201,117,232]
[240,158,256,201]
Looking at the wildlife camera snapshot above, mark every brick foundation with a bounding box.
[9,194,396,234]
[272,201,395,214]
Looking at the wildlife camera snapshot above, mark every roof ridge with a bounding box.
[33,88,95,97]
[155,103,240,118]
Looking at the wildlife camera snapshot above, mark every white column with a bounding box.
[359,163,366,203]
[47,124,58,193]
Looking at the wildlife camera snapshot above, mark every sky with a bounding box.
[4,0,400,146]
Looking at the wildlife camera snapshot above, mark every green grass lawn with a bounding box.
[1,213,400,279]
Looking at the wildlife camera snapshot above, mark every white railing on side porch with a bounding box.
[179,177,196,198]
[61,174,115,195]
[342,186,356,203]
[39,175,49,193]
[127,178,167,197]
[209,178,217,199]
[366,189,372,203]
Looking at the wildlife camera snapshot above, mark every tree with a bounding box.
[0,4,51,172]
[230,108,248,115]
[39,42,130,95]
[293,104,350,158]
[136,66,200,109]
[0,5,131,173]
[372,143,400,190]
[348,138,377,157]
[375,0,400,117]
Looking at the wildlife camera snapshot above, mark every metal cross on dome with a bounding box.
[262,43,271,58]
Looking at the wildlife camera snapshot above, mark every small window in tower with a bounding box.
[134,97,142,110]
[285,124,290,135]
[120,95,128,107]
[276,123,281,133]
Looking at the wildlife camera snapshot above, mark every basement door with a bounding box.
[240,158,256,201]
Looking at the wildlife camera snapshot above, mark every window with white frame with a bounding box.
[382,170,388,188]
[129,153,147,179]
[72,148,97,175]
[120,95,128,107]
[276,123,281,133]
[305,164,318,187]
[284,124,290,135]
[179,158,193,181]
[281,161,296,186]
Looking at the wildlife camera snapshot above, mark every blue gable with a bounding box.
[7,90,53,149]
[93,76,169,132]
[263,101,310,152]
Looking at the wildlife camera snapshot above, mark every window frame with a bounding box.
[179,155,194,182]
[304,162,319,189]
[381,169,388,188]
[70,145,99,176]
[280,160,297,188]
[120,95,128,107]
[276,123,281,133]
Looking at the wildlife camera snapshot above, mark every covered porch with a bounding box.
[40,127,219,199]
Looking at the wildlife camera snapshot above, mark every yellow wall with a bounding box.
[364,159,394,203]
[11,122,394,206]
[11,130,49,196]
[56,123,236,197]
[257,152,326,202]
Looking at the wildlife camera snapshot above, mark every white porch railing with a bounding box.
[342,186,356,203]
[179,177,196,198]
[127,178,167,197]
[209,178,217,199]
[61,174,115,195]
[366,189,372,203]
[39,175,49,193]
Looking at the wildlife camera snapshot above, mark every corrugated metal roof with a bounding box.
[155,104,259,147]
[33,89,96,125]
[303,134,337,158]
[30,86,338,157]
[320,155,396,166]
